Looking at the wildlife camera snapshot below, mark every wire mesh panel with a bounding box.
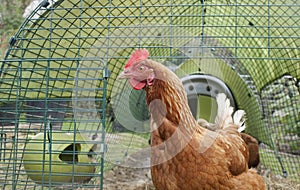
[0,0,299,189]
[261,75,300,179]
[0,0,107,189]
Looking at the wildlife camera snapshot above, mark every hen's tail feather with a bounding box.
[214,93,234,129]
[198,93,246,132]
[215,93,246,132]
[238,124,246,133]
[234,110,246,132]
[233,110,245,124]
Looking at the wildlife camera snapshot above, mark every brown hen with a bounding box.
[118,49,266,190]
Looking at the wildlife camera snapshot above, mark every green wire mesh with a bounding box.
[0,0,299,189]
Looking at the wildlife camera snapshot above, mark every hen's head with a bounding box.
[118,49,155,90]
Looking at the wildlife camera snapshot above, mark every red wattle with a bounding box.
[129,78,146,90]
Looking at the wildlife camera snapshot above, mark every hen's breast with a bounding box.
[148,108,235,189]
[150,135,236,190]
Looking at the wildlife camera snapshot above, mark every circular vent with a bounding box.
[181,74,236,122]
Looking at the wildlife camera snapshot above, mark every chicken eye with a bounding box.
[139,66,145,71]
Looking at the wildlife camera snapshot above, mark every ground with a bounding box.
[103,166,154,190]
[103,165,300,190]
[103,148,154,190]
[103,150,300,190]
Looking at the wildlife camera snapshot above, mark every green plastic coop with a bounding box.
[0,0,299,189]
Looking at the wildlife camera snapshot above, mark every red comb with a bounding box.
[125,49,149,68]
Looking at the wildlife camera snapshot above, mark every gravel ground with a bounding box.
[103,149,299,190]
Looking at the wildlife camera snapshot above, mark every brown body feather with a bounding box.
[198,115,260,169]
[241,133,260,168]
[198,125,260,169]
[143,60,265,190]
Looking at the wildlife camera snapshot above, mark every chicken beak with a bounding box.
[117,71,130,80]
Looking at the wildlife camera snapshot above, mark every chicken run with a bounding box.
[0,0,299,190]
